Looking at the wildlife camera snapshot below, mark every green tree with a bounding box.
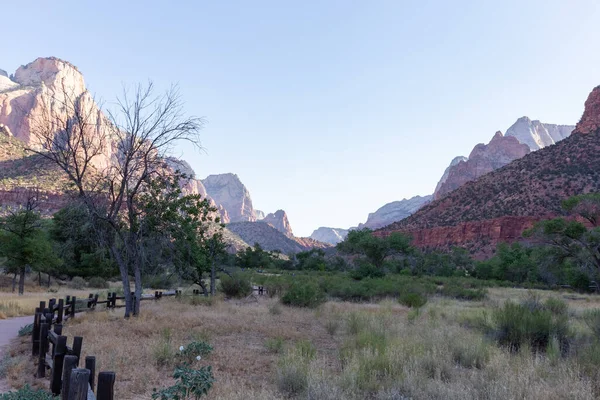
[337,229,413,269]
[0,196,60,294]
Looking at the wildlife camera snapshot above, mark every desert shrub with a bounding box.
[451,338,490,369]
[152,366,214,399]
[295,340,317,360]
[347,312,367,335]
[0,385,57,400]
[583,309,600,338]
[492,300,570,352]
[265,337,285,354]
[18,323,33,337]
[398,291,427,308]
[281,281,325,308]
[219,273,253,298]
[439,283,486,301]
[276,344,315,396]
[68,276,86,290]
[87,276,109,289]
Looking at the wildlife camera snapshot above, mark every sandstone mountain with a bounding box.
[378,86,600,256]
[262,209,293,238]
[505,117,574,151]
[434,156,468,196]
[433,132,530,200]
[309,227,349,245]
[202,173,257,223]
[227,221,315,254]
[358,195,433,230]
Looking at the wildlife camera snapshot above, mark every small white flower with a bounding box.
[179,346,184,352]
[196,355,202,361]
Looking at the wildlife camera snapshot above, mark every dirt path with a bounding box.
[0,316,33,393]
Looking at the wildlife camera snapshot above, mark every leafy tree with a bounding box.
[0,196,61,294]
[337,229,413,269]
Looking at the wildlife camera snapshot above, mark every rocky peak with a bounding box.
[255,210,265,220]
[14,57,85,90]
[358,195,433,229]
[0,69,7,78]
[309,227,349,245]
[505,116,574,150]
[434,132,529,200]
[433,156,467,197]
[202,173,257,222]
[574,86,600,135]
[262,209,293,238]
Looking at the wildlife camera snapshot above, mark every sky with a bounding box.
[2,0,600,236]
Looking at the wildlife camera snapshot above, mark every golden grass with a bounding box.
[4,287,600,399]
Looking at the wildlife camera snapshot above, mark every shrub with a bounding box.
[324,318,340,336]
[152,366,214,399]
[492,300,570,352]
[0,385,57,400]
[18,324,33,337]
[265,337,285,354]
[68,276,86,290]
[152,328,174,367]
[269,303,282,315]
[295,340,316,360]
[178,341,213,365]
[87,277,109,289]
[219,273,253,298]
[583,309,600,338]
[281,282,325,308]
[276,351,309,396]
[143,274,178,290]
[451,338,490,369]
[398,291,427,308]
[439,283,486,301]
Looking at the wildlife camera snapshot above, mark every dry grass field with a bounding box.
[5,287,600,399]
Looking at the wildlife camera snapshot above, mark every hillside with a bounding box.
[378,86,600,255]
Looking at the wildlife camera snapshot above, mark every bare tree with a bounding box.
[28,82,204,317]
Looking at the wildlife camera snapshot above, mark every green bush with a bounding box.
[439,283,486,301]
[18,324,33,337]
[0,385,57,399]
[152,366,214,399]
[219,273,253,298]
[68,276,86,290]
[87,277,109,289]
[281,281,325,308]
[492,300,570,352]
[177,341,213,365]
[265,337,285,354]
[398,291,427,308]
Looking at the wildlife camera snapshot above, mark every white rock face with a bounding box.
[0,76,18,91]
[358,195,433,230]
[202,173,257,223]
[0,69,7,77]
[434,156,467,196]
[0,57,112,169]
[255,210,265,220]
[505,116,574,151]
[309,227,349,245]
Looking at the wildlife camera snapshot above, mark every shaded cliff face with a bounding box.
[358,195,433,230]
[434,132,530,200]
[202,173,257,223]
[0,58,113,169]
[262,210,293,238]
[309,227,349,245]
[574,86,600,135]
[434,156,467,196]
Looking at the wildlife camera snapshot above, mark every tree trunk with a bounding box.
[198,279,209,297]
[38,271,42,287]
[18,267,25,295]
[133,265,143,316]
[11,273,16,293]
[210,261,216,296]
[111,245,133,318]
[47,273,51,288]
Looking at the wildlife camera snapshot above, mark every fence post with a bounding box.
[37,321,49,378]
[93,294,99,309]
[70,296,77,318]
[57,299,64,324]
[32,308,41,356]
[72,337,83,366]
[85,356,96,393]
[61,355,78,400]
[51,335,67,395]
[87,294,94,309]
[97,372,116,400]
[67,368,90,400]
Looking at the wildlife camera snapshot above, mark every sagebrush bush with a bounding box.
[493,299,570,352]
[87,276,109,289]
[219,273,253,298]
[398,291,427,308]
[68,276,87,290]
[281,281,325,308]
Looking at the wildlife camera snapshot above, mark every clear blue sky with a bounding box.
[3,1,600,236]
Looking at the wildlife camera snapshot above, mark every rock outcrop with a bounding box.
[262,209,293,238]
[226,221,307,253]
[358,195,433,229]
[0,57,112,169]
[0,69,7,78]
[505,116,574,151]
[255,210,265,220]
[434,156,467,196]
[574,86,600,135]
[309,227,349,245]
[434,132,529,200]
[202,173,257,223]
